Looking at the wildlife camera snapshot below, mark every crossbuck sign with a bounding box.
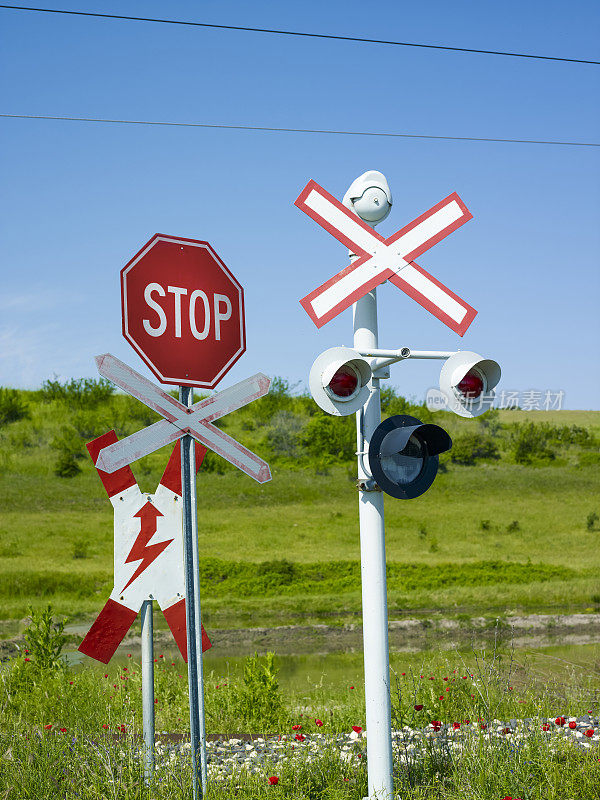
[296,180,477,335]
[94,354,271,482]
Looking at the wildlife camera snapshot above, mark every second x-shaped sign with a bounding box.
[296,180,478,336]
[94,354,271,483]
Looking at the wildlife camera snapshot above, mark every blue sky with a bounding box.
[1,0,598,408]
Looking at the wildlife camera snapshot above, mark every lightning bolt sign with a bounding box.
[122,502,172,592]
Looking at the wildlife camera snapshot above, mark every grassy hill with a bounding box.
[0,380,598,627]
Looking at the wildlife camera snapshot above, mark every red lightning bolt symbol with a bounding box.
[122,501,172,592]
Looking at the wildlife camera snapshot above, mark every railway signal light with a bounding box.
[309,347,372,416]
[368,415,452,499]
[439,351,501,418]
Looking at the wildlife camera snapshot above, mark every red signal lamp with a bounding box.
[457,369,484,399]
[327,365,359,398]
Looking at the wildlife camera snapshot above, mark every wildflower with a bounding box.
[443,677,448,681]
[44,724,52,731]
[104,674,108,678]
[159,654,164,658]
[352,726,363,734]
[59,728,67,733]
[154,699,158,704]
[24,658,31,662]
[541,724,550,731]
[69,681,73,685]
[480,724,487,730]
[401,672,406,676]
[294,734,305,742]
[431,721,441,731]
[315,719,323,727]
[453,722,460,730]
[127,653,132,658]
[585,729,594,738]
[268,776,279,785]
[439,696,445,701]
[568,721,577,729]
[102,724,109,730]
[291,724,302,731]
[414,705,423,711]
[350,685,354,689]
[555,717,566,726]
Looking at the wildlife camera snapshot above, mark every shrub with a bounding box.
[72,539,88,559]
[510,422,556,465]
[40,377,114,407]
[23,604,67,672]
[480,519,492,531]
[450,431,500,465]
[507,520,521,532]
[0,388,29,425]
[587,511,599,531]
[264,410,304,458]
[231,652,284,729]
[54,451,81,478]
[380,386,433,422]
[300,413,355,462]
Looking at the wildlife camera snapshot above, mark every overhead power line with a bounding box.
[1,5,599,66]
[1,113,598,148]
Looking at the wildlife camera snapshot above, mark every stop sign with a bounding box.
[121,234,245,389]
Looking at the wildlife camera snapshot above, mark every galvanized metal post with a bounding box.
[140,598,155,783]
[354,288,394,799]
[180,385,207,799]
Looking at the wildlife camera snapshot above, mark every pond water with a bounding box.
[67,641,600,693]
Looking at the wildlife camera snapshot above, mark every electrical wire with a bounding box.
[0,113,598,148]
[1,4,598,66]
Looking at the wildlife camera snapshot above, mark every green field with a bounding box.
[0,383,598,626]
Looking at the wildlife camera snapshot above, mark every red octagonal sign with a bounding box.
[121,234,245,389]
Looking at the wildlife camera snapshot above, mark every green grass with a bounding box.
[0,388,599,624]
[1,641,599,798]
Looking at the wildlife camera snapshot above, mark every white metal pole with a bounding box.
[180,385,207,799]
[140,598,155,784]
[353,287,394,800]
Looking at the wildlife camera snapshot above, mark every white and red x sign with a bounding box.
[94,354,271,483]
[296,180,477,335]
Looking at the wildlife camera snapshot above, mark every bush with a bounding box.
[510,422,556,465]
[40,377,114,407]
[230,652,284,729]
[587,511,599,531]
[0,388,29,425]
[300,413,355,462]
[54,451,81,478]
[380,386,433,422]
[450,432,500,465]
[264,410,304,458]
[23,604,67,672]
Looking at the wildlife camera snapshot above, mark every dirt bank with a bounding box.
[3,613,600,662]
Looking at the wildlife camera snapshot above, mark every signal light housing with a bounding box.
[309,347,372,416]
[369,415,452,499]
[439,351,501,418]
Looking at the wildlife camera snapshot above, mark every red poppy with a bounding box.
[401,672,406,676]
[431,721,441,731]
[452,722,460,730]
[414,705,423,711]
[502,727,511,734]
[43,724,52,730]
[568,721,577,729]
[350,685,354,689]
[480,724,487,730]
[585,729,594,738]
[102,724,109,730]
[291,724,302,731]
[555,717,566,726]
[443,677,448,681]
[127,653,132,658]
[159,654,164,658]
[439,696,445,701]
[315,719,323,727]
[352,726,363,733]
[294,734,306,742]
[24,658,31,662]
[69,681,73,685]
[268,776,279,785]
[59,728,67,733]
[541,724,550,731]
